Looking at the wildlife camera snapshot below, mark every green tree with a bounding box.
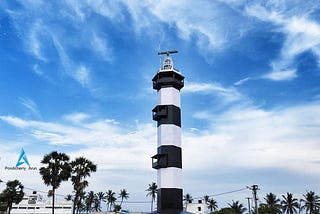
[228,200,247,214]
[258,204,280,214]
[263,193,282,214]
[213,207,237,214]
[281,193,299,214]
[183,193,193,211]
[119,189,129,207]
[85,191,95,213]
[71,157,97,214]
[106,190,117,211]
[204,195,210,204]
[92,194,100,212]
[146,182,157,212]
[39,151,71,214]
[1,180,25,214]
[301,191,320,214]
[96,191,106,211]
[208,198,218,213]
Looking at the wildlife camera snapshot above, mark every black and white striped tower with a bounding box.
[152,50,184,214]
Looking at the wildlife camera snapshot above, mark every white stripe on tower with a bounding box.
[152,52,184,214]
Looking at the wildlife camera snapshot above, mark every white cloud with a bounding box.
[27,21,47,62]
[63,112,90,123]
[91,33,113,62]
[184,102,320,176]
[244,3,320,81]
[184,82,245,104]
[20,97,42,118]
[234,77,252,86]
[263,69,297,81]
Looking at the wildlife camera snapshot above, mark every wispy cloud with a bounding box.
[184,82,246,104]
[90,33,113,62]
[19,97,42,119]
[244,2,320,81]
[263,69,297,81]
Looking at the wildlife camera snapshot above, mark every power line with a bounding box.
[193,187,249,200]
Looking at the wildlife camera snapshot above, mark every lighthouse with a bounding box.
[152,50,184,214]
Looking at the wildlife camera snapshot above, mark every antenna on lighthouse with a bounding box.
[158,50,178,56]
[158,50,178,71]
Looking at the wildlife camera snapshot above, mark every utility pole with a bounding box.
[251,185,259,214]
[246,197,251,214]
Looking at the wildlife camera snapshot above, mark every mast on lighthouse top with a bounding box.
[153,50,184,91]
[158,50,180,73]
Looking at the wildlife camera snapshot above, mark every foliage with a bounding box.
[213,207,238,214]
[281,192,299,214]
[262,193,282,214]
[119,189,129,206]
[228,200,247,214]
[146,182,157,212]
[0,180,24,214]
[70,157,97,214]
[39,151,71,214]
[301,191,320,214]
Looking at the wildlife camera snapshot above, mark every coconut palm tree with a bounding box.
[1,180,24,214]
[39,151,71,214]
[229,200,247,214]
[96,191,106,211]
[204,195,210,204]
[281,192,299,214]
[183,193,193,211]
[119,189,129,207]
[106,190,117,211]
[65,194,73,201]
[71,157,97,214]
[263,192,282,214]
[92,194,100,212]
[146,182,157,212]
[85,191,95,213]
[208,198,218,213]
[301,191,320,214]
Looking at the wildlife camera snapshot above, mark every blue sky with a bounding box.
[1,0,320,212]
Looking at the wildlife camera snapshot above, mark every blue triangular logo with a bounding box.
[16,148,30,167]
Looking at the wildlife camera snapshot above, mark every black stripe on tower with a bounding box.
[157,188,183,213]
[152,145,182,169]
[152,70,184,91]
[152,105,181,127]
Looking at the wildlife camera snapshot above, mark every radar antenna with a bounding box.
[158,50,178,56]
[158,50,178,71]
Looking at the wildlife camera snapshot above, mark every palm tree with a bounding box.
[70,157,97,214]
[204,195,210,204]
[207,198,218,213]
[183,193,193,211]
[301,191,320,214]
[65,194,73,201]
[146,182,157,212]
[119,189,129,207]
[1,180,24,214]
[96,191,106,211]
[106,190,117,211]
[92,194,100,212]
[229,200,247,214]
[263,192,282,214]
[85,191,95,213]
[39,151,71,214]
[281,192,299,214]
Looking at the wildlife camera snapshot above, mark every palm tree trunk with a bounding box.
[72,193,77,214]
[52,187,55,214]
